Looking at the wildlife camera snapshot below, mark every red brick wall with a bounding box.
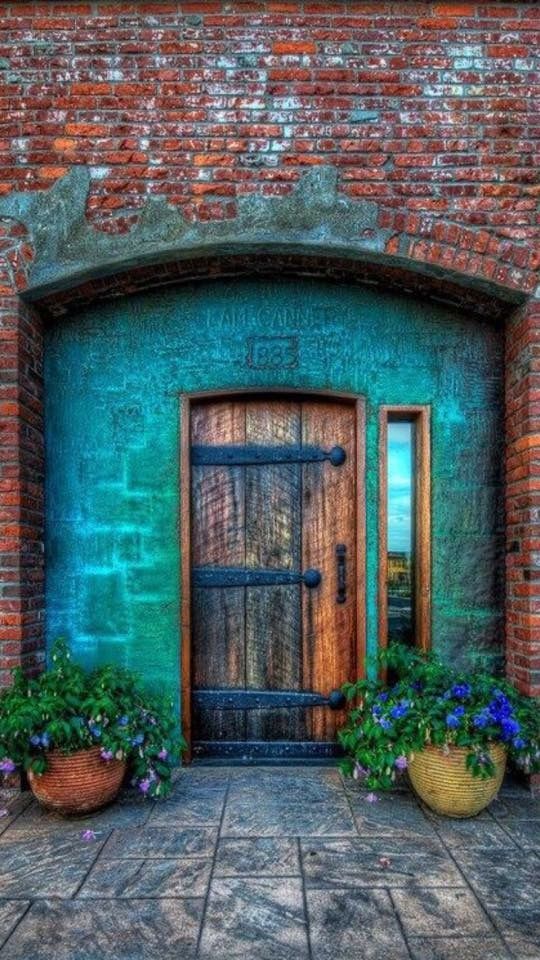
[0,1,539,698]
[506,300,540,697]
[0,224,44,687]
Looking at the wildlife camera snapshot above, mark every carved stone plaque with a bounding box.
[247,336,299,370]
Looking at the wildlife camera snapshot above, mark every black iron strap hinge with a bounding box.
[191,443,346,467]
[193,688,346,711]
[192,566,321,589]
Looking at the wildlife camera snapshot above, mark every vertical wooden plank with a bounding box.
[302,400,357,741]
[191,400,246,742]
[355,399,367,682]
[244,399,304,741]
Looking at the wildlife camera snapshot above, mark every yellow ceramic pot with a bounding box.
[408,742,506,818]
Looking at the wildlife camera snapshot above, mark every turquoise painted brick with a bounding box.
[44,277,504,711]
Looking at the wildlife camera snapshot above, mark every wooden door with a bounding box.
[189,396,361,760]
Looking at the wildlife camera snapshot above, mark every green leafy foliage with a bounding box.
[0,638,185,799]
[338,643,540,791]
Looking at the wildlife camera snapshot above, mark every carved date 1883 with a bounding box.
[247,336,299,369]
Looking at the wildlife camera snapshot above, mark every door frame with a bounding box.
[179,388,366,761]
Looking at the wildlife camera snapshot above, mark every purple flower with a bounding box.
[80,829,97,842]
[138,778,152,794]
[0,759,16,774]
[365,792,379,803]
[158,748,168,761]
[394,755,408,771]
[353,762,368,781]
[100,749,114,762]
[451,683,471,700]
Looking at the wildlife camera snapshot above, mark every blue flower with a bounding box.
[412,680,424,692]
[89,724,102,739]
[117,716,129,727]
[488,691,512,721]
[29,734,41,747]
[131,733,144,746]
[380,718,392,731]
[446,711,462,729]
[473,710,490,729]
[40,733,50,749]
[390,700,410,720]
[377,692,389,703]
[512,737,526,750]
[451,683,471,700]
[500,717,520,741]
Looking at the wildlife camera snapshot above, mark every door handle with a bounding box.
[336,544,346,604]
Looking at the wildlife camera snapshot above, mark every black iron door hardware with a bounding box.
[193,688,346,711]
[191,443,346,467]
[193,567,321,589]
[336,543,347,604]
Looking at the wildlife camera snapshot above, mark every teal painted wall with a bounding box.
[44,277,504,708]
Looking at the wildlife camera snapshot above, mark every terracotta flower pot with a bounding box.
[407,742,507,818]
[27,745,126,815]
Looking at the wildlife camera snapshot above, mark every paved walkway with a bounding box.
[0,766,538,959]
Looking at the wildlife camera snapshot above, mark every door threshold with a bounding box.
[189,757,341,767]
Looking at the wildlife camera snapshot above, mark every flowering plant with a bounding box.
[338,643,540,791]
[0,638,185,798]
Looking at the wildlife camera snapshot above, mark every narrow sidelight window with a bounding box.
[379,407,431,653]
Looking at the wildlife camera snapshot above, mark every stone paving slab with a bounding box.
[0,830,108,898]
[406,936,512,960]
[214,836,301,876]
[0,903,29,951]
[78,855,212,898]
[301,836,466,888]
[306,888,409,960]
[390,887,494,937]
[450,845,539,912]
[103,824,218,858]
[421,813,519,850]
[0,767,538,959]
[0,899,203,960]
[199,876,308,960]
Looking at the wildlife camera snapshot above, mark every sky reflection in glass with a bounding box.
[387,420,414,644]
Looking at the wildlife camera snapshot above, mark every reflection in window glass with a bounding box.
[387,420,414,645]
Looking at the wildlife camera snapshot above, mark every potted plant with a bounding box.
[338,643,540,817]
[0,638,184,814]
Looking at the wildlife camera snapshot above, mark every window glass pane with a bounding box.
[387,420,414,644]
